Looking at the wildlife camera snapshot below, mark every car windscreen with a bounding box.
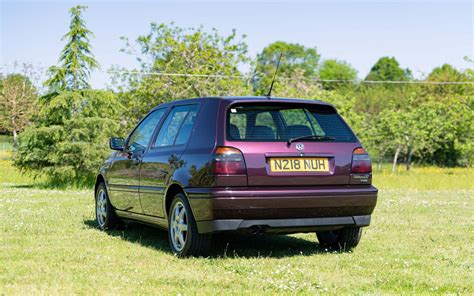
[227,103,356,142]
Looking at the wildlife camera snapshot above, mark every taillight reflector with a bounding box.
[212,147,247,175]
[351,147,372,173]
[352,147,367,155]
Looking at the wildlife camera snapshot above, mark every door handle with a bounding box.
[131,151,144,165]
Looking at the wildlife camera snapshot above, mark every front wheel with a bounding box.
[168,193,211,257]
[316,227,362,251]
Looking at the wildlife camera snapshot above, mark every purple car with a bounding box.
[95,97,377,257]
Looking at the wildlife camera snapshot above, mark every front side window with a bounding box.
[154,105,199,147]
[127,108,166,152]
[227,103,355,142]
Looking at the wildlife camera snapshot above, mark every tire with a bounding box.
[168,193,211,257]
[95,182,121,230]
[316,227,362,251]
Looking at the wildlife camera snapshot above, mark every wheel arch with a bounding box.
[164,182,194,220]
[94,174,106,194]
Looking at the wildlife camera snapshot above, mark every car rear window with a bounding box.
[227,103,356,142]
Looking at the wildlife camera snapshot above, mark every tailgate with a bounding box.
[221,100,361,186]
[236,142,359,186]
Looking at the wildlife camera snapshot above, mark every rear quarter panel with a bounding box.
[171,98,220,188]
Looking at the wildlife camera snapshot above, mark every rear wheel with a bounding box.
[95,182,121,230]
[316,227,362,251]
[168,193,211,257]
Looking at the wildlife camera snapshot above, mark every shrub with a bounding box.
[15,90,125,185]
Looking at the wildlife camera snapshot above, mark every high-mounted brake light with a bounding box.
[351,147,372,173]
[212,147,247,175]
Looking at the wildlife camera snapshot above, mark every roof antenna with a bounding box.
[266,53,283,98]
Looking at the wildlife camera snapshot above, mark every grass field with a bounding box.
[0,135,13,161]
[0,157,473,294]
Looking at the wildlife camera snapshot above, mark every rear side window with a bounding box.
[154,105,198,147]
[227,103,355,142]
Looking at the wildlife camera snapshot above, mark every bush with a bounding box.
[15,90,125,185]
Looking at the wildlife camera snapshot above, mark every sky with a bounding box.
[1,0,473,89]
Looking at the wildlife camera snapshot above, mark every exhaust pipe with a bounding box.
[250,225,265,236]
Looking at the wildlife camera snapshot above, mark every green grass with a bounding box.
[0,135,13,150]
[0,161,472,295]
[0,135,13,160]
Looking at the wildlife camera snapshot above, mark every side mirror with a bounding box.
[109,137,125,151]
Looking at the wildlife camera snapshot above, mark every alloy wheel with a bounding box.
[96,189,107,227]
[170,201,188,251]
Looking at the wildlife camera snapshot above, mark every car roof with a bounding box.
[219,96,329,104]
[153,96,334,110]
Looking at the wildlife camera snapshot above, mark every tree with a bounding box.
[369,95,474,171]
[369,109,423,172]
[318,59,358,90]
[425,63,473,96]
[14,6,122,184]
[417,98,474,167]
[372,110,404,172]
[274,69,322,99]
[115,23,250,126]
[357,57,414,117]
[45,5,99,92]
[0,74,37,154]
[15,90,124,184]
[253,41,320,95]
[365,57,411,81]
[428,64,467,82]
[464,56,474,79]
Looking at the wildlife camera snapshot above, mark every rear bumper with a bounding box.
[185,185,378,234]
[197,215,371,234]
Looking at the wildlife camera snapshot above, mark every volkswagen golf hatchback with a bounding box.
[95,97,378,257]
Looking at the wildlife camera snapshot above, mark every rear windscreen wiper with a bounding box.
[287,135,336,147]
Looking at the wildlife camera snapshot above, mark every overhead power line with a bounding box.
[107,69,248,80]
[358,80,474,85]
[106,69,474,85]
[2,64,474,85]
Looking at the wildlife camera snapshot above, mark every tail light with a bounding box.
[351,147,372,173]
[212,147,247,175]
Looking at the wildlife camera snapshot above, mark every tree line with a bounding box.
[0,5,472,184]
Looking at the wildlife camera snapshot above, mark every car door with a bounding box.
[107,108,167,213]
[140,104,199,217]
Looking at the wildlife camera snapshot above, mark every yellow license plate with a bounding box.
[269,158,329,172]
